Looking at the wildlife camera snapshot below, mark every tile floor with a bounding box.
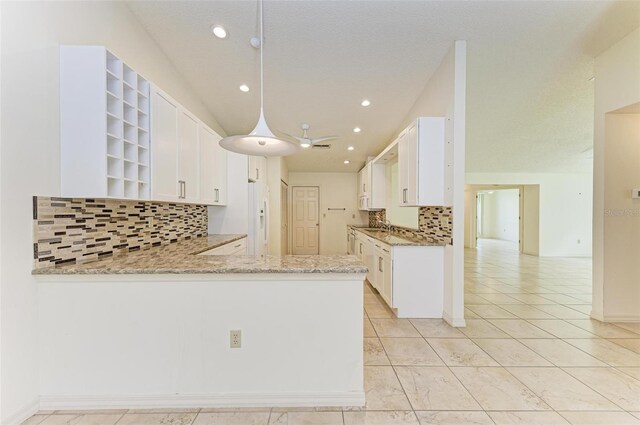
[22,240,640,425]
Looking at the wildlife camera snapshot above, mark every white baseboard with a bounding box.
[39,392,365,411]
[2,397,40,425]
[443,312,466,328]
[601,314,640,323]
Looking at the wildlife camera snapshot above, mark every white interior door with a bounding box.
[292,186,319,255]
[281,181,289,255]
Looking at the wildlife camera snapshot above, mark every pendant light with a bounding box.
[219,0,300,156]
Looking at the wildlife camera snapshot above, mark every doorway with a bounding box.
[465,184,540,255]
[292,186,319,255]
[281,181,289,255]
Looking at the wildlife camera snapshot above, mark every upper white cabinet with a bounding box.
[151,86,227,205]
[60,46,151,199]
[248,155,266,183]
[358,162,385,211]
[397,117,447,207]
[199,126,227,205]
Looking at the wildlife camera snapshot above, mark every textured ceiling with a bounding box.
[127,0,640,173]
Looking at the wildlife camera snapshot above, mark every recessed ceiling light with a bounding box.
[239,84,250,92]
[344,160,350,164]
[353,127,361,133]
[588,76,595,82]
[361,100,371,107]
[212,25,228,39]
[347,146,354,151]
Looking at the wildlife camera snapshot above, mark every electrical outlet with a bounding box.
[230,330,241,348]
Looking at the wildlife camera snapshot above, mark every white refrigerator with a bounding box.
[247,181,269,256]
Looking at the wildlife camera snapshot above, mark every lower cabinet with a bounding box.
[354,229,444,318]
[198,238,247,256]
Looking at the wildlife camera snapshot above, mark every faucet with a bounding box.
[378,218,392,236]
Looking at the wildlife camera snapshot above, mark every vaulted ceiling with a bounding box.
[127,0,640,173]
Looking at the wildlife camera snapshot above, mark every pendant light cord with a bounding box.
[259,0,264,111]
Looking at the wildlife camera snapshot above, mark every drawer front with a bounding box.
[198,238,247,256]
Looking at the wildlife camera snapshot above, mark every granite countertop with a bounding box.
[32,234,368,275]
[350,226,447,247]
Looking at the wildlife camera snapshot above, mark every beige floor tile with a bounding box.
[533,304,589,319]
[192,412,269,425]
[488,319,555,338]
[343,411,419,425]
[488,411,570,425]
[128,409,200,413]
[633,412,640,420]
[363,366,412,410]
[566,319,640,338]
[609,339,640,354]
[451,367,550,411]
[518,339,607,366]
[464,294,493,304]
[458,319,510,338]
[475,293,522,304]
[465,305,518,319]
[409,319,465,338]
[563,367,640,411]
[499,304,556,319]
[370,319,420,338]
[21,416,50,425]
[268,411,343,425]
[538,294,585,305]
[464,308,482,319]
[39,416,82,425]
[558,411,640,425]
[613,323,640,335]
[617,367,640,380]
[394,366,480,411]
[118,413,197,425]
[527,320,596,338]
[565,304,592,314]
[380,338,444,366]
[473,338,552,366]
[506,367,619,410]
[363,318,377,338]
[426,338,498,366]
[507,294,556,305]
[414,411,493,425]
[565,338,640,366]
[72,415,123,425]
[271,408,342,413]
[364,338,390,365]
[53,411,127,415]
[364,304,395,319]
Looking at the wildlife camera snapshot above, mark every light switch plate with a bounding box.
[632,188,640,199]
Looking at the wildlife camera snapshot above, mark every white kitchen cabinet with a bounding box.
[353,228,444,318]
[60,46,151,199]
[358,161,385,211]
[199,125,227,205]
[248,155,266,182]
[178,109,200,202]
[152,86,227,205]
[198,238,247,256]
[397,117,447,206]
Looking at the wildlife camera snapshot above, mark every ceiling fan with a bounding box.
[281,124,338,148]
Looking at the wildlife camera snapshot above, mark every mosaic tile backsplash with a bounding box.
[369,206,453,245]
[33,196,207,269]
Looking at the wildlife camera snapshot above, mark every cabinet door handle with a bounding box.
[378,257,383,272]
[234,243,242,248]
[215,188,219,202]
[403,188,407,203]
[359,244,362,254]
[256,168,259,180]
[178,180,185,199]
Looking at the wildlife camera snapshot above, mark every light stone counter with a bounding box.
[33,234,367,275]
[349,226,447,246]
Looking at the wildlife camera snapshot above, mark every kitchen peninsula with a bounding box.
[33,235,367,410]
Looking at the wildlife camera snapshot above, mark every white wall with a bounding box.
[0,2,225,423]
[480,189,519,242]
[394,41,467,327]
[288,173,368,255]
[466,173,592,257]
[593,27,640,322]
